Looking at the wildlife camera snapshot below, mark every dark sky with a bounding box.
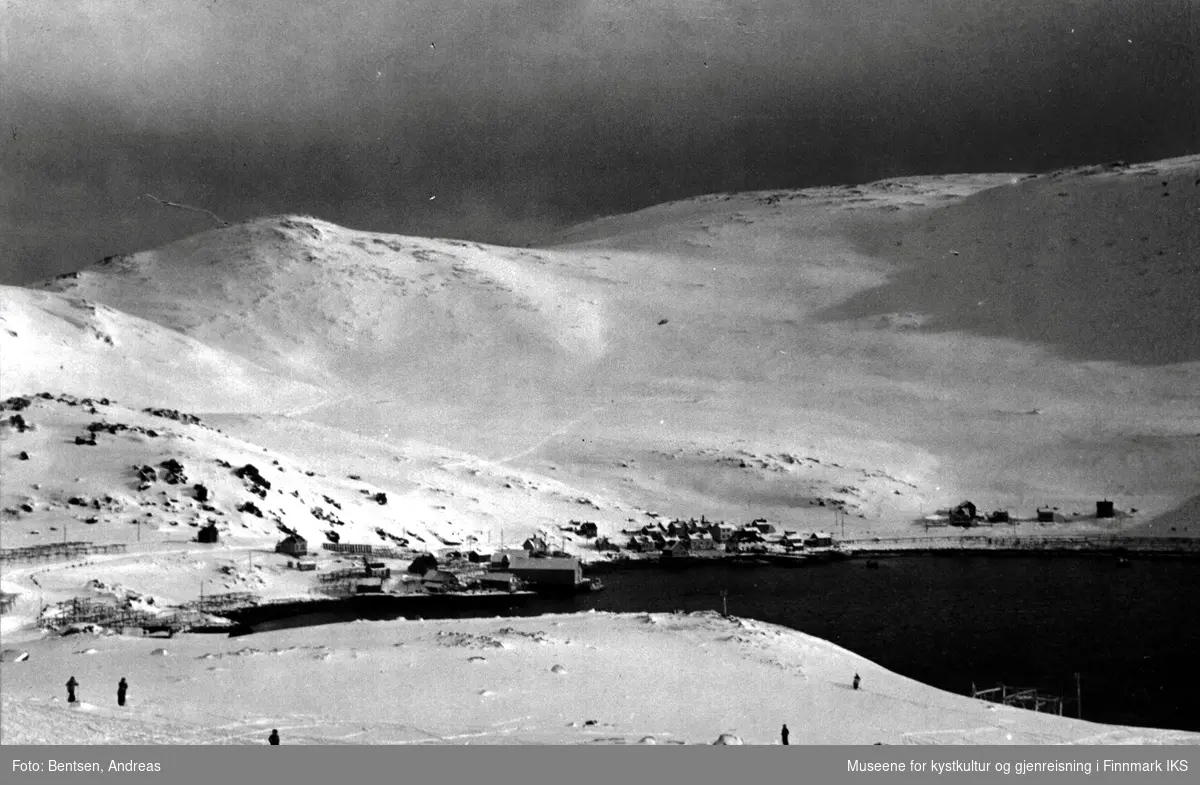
[2,0,1197,283]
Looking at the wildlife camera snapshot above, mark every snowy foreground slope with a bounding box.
[3,157,1200,745]
[5,612,1198,746]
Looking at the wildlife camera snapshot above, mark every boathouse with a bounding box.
[422,569,461,592]
[479,572,522,592]
[506,555,582,587]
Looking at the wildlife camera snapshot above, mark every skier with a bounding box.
[66,676,78,703]
[781,724,790,745]
[117,678,128,707]
[853,673,861,690]
[268,729,280,745]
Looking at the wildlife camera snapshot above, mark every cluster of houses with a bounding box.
[622,518,835,556]
[269,516,839,597]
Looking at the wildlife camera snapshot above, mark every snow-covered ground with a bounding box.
[5,612,1198,746]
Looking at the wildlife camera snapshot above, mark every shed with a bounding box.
[275,534,307,556]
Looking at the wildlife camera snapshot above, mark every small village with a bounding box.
[19,489,1200,640]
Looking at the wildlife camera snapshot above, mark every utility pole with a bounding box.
[720,589,728,617]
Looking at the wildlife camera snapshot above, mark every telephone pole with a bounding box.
[720,589,728,617]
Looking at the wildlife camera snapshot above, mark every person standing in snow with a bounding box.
[268,729,280,745]
[781,724,789,745]
[852,673,861,690]
[66,676,78,703]
[117,678,128,707]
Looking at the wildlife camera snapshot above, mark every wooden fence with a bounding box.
[320,543,408,559]
[0,542,128,563]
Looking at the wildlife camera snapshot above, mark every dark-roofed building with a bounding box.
[421,569,461,592]
[661,540,689,558]
[275,534,308,556]
[522,536,548,556]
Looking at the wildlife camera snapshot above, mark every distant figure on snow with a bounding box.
[66,676,78,703]
[781,724,789,745]
[117,678,128,707]
[852,673,861,690]
[268,729,280,745]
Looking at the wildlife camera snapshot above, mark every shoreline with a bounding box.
[581,534,1200,573]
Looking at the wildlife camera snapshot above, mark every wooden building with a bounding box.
[506,555,583,587]
[275,534,308,556]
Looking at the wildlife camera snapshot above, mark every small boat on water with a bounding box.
[1116,556,1132,568]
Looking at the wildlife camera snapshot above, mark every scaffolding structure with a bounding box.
[971,682,1069,716]
[39,596,222,636]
